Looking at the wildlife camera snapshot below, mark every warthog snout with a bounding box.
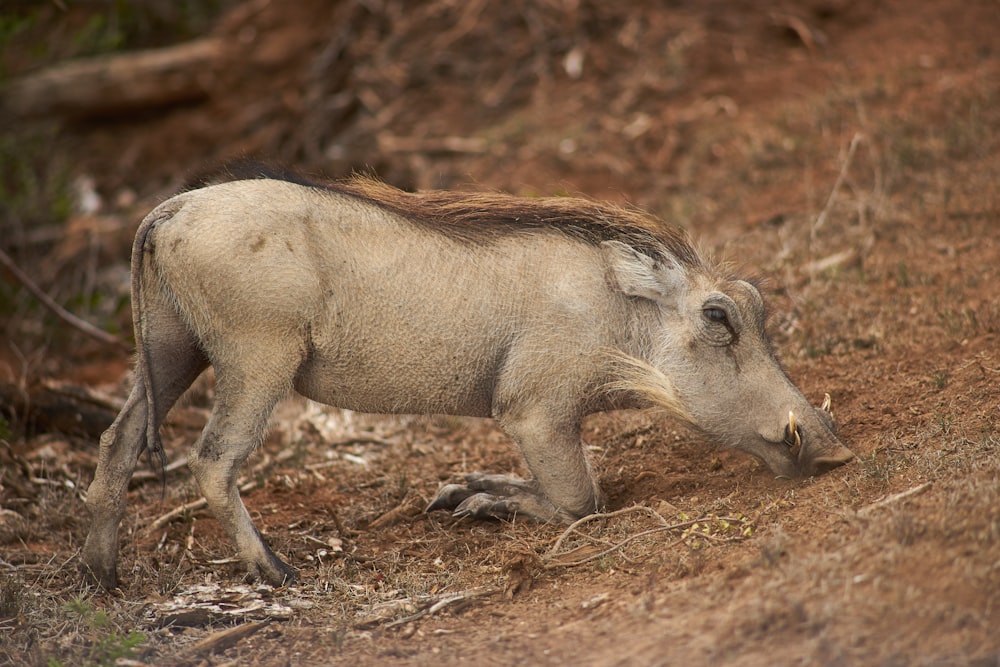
[773,396,854,478]
[607,297,855,482]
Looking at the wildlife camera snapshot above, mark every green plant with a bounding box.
[896,261,911,288]
[931,371,949,391]
[59,597,147,667]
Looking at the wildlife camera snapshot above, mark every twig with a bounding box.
[544,506,751,569]
[130,456,189,483]
[185,620,268,658]
[811,132,864,242]
[857,482,932,517]
[545,529,686,569]
[1,37,224,119]
[804,248,859,275]
[329,507,359,538]
[147,480,257,532]
[376,135,489,154]
[771,13,821,55]
[383,587,501,628]
[0,246,131,351]
[548,505,669,556]
[39,379,125,412]
[368,495,422,530]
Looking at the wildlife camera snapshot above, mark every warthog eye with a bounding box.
[701,294,741,345]
[703,307,729,325]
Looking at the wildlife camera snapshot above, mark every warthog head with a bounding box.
[605,244,853,478]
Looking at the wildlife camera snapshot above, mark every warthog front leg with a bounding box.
[427,472,569,520]
[428,407,603,524]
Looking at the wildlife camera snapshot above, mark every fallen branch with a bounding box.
[0,38,224,120]
[376,134,489,154]
[0,246,131,351]
[367,495,424,530]
[41,380,125,411]
[185,621,269,657]
[804,248,859,275]
[0,380,120,438]
[771,13,823,55]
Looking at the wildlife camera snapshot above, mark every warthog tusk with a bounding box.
[821,392,833,413]
[786,410,801,452]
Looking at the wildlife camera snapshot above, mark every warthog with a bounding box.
[81,171,853,589]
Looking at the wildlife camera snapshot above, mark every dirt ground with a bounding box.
[1,1,999,665]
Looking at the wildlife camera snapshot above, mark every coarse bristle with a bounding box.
[603,350,694,425]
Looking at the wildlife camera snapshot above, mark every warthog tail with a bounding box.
[130,211,168,491]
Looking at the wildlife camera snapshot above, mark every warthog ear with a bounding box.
[601,240,684,305]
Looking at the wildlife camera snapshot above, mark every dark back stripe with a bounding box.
[206,161,704,269]
[328,177,703,269]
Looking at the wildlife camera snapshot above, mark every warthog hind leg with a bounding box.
[81,294,208,590]
[188,343,301,587]
[81,386,148,589]
[188,420,298,586]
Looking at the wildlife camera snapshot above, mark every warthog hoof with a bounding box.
[249,542,300,587]
[426,472,581,523]
[79,557,118,591]
[252,560,298,587]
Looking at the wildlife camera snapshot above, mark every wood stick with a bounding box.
[812,132,864,241]
[858,482,932,517]
[148,480,257,533]
[545,507,751,569]
[382,587,501,628]
[0,246,131,351]
[186,621,268,658]
[376,135,489,154]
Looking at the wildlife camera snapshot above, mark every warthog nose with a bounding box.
[809,448,855,475]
